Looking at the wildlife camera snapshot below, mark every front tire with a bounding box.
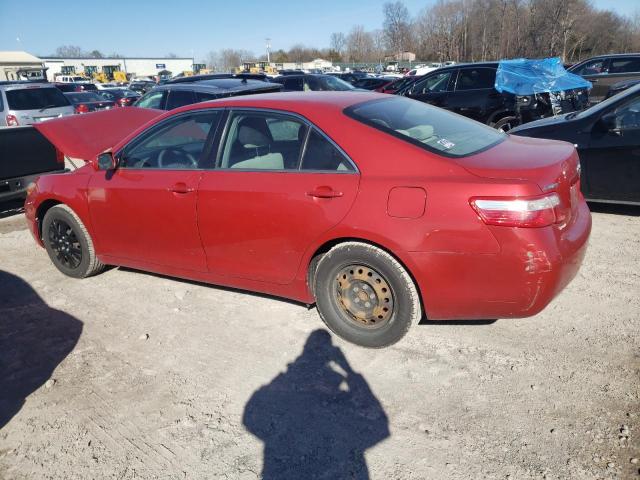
[42,204,105,278]
[313,242,421,348]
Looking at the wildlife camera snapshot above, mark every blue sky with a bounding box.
[1,0,638,62]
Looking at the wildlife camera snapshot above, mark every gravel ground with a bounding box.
[0,203,638,480]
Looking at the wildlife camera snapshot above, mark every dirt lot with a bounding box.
[0,202,638,480]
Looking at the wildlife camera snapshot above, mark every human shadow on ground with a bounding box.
[0,270,82,429]
[243,329,389,480]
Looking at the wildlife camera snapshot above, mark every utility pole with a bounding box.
[266,38,271,63]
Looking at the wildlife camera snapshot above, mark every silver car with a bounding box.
[0,83,75,127]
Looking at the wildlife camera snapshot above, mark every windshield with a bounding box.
[574,83,640,119]
[345,96,506,157]
[309,76,354,91]
[6,87,69,110]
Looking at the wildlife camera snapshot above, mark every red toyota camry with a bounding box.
[25,92,591,348]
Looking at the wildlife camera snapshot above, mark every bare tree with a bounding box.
[346,25,374,62]
[383,1,411,57]
[54,45,84,57]
[330,32,346,57]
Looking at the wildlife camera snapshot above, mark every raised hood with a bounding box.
[34,107,163,161]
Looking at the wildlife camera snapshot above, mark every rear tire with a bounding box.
[492,115,519,132]
[313,242,421,348]
[42,204,105,278]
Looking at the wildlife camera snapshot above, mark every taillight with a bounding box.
[118,97,127,107]
[75,104,89,114]
[75,85,83,92]
[470,193,560,228]
[6,114,19,126]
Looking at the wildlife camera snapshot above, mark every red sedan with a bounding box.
[25,92,591,348]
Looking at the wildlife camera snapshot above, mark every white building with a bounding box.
[0,51,47,81]
[42,56,194,80]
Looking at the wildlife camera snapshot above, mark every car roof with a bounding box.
[152,79,281,93]
[0,82,57,91]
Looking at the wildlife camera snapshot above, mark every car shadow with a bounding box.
[587,202,640,217]
[242,329,390,480]
[0,270,83,430]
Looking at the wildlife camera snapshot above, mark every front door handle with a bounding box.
[307,186,343,199]
[168,182,195,194]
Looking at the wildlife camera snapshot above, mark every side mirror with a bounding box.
[96,152,116,170]
[598,112,620,134]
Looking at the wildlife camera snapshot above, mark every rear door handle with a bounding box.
[168,182,195,194]
[307,186,343,199]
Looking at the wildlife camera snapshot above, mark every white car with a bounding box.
[54,75,91,83]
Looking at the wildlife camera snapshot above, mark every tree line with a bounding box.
[206,0,639,70]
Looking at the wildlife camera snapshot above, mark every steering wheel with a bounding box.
[157,147,197,169]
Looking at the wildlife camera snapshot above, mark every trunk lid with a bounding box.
[458,134,581,225]
[33,107,163,160]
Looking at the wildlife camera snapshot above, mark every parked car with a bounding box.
[96,88,141,107]
[398,62,589,131]
[352,77,395,91]
[134,79,282,110]
[53,82,98,93]
[27,92,590,348]
[376,75,422,94]
[327,71,368,85]
[605,78,640,99]
[271,74,356,92]
[568,54,640,103]
[54,75,90,83]
[166,73,270,84]
[511,82,640,204]
[405,63,443,76]
[0,83,74,126]
[129,81,157,95]
[64,92,116,113]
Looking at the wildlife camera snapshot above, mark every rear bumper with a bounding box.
[409,200,591,320]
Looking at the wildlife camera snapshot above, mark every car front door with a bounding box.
[571,58,611,102]
[583,95,640,202]
[446,67,498,123]
[87,110,222,270]
[404,70,454,108]
[197,109,359,284]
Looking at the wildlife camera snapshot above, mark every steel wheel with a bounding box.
[47,219,82,270]
[335,264,394,328]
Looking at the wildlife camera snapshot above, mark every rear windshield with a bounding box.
[67,92,103,102]
[6,87,70,110]
[344,96,505,157]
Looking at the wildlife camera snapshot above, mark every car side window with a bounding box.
[166,90,196,110]
[284,78,303,91]
[609,58,640,74]
[456,68,496,90]
[99,91,115,101]
[413,71,452,94]
[219,111,307,170]
[195,91,218,102]
[136,91,164,109]
[614,98,640,131]
[574,59,608,76]
[301,129,355,172]
[120,111,221,169]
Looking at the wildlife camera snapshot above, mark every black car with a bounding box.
[398,62,589,131]
[352,77,396,91]
[327,71,368,85]
[96,88,141,107]
[54,82,98,92]
[271,74,356,92]
[129,81,157,95]
[134,79,282,110]
[64,92,116,113]
[568,54,640,103]
[510,83,640,204]
[166,73,271,84]
[605,78,640,99]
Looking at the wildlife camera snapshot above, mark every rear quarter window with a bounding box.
[345,96,505,157]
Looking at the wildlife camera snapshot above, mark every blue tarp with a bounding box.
[495,57,592,95]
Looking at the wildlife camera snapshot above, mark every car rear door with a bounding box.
[605,57,640,96]
[197,109,359,284]
[87,110,222,270]
[445,67,499,123]
[583,95,640,202]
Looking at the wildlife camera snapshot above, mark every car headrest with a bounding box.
[237,117,272,147]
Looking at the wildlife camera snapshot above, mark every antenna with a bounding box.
[266,38,271,64]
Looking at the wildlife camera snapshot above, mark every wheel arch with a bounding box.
[305,236,427,319]
[35,199,63,240]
